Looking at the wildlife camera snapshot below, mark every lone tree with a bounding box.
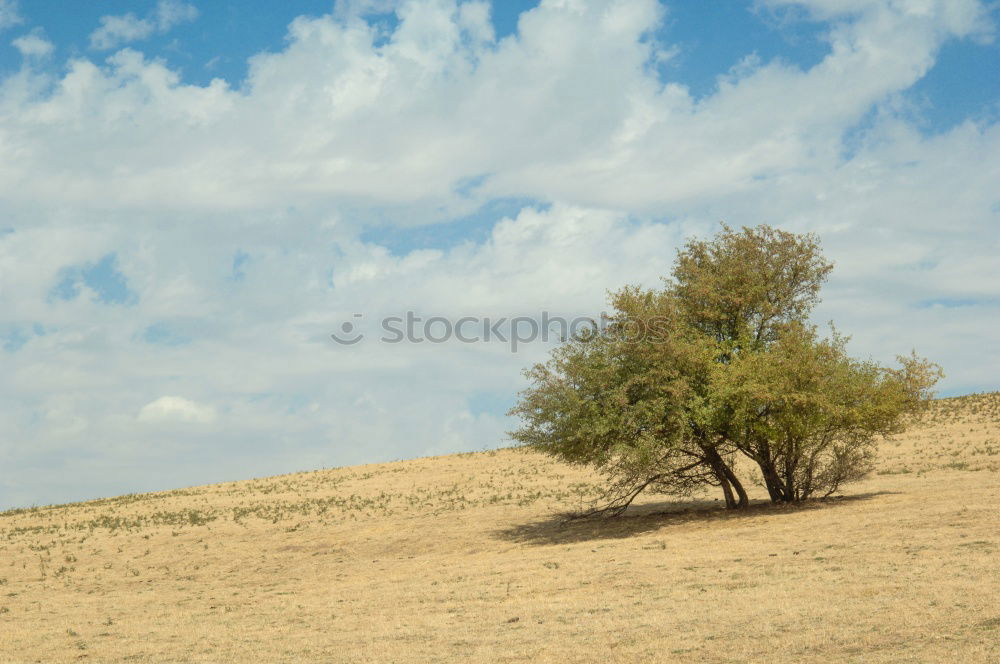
[509,225,941,514]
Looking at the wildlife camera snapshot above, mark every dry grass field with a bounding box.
[1,393,998,663]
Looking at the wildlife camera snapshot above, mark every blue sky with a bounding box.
[4,1,996,127]
[0,1,535,86]
[1,0,998,509]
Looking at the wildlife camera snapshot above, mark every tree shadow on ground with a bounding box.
[492,491,899,546]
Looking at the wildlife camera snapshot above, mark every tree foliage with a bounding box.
[509,225,941,514]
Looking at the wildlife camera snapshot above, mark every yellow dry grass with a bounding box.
[1,393,999,663]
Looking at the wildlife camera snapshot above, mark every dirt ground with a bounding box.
[1,393,998,663]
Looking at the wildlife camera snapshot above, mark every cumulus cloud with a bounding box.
[759,0,993,36]
[11,28,53,58]
[0,0,989,218]
[0,0,21,31]
[138,396,216,424]
[89,0,198,50]
[0,0,997,508]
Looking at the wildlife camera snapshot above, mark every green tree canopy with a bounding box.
[509,224,941,514]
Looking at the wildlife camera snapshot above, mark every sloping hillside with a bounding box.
[1,393,998,663]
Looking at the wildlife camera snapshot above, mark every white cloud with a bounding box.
[0,0,21,31]
[90,0,198,50]
[0,0,997,508]
[90,15,156,50]
[0,0,987,217]
[138,396,217,424]
[12,28,53,58]
[154,0,199,30]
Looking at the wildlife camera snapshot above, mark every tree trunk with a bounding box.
[785,458,798,502]
[738,441,789,503]
[758,460,791,503]
[704,447,745,509]
[721,461,749,508]
[718,473,736,509]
